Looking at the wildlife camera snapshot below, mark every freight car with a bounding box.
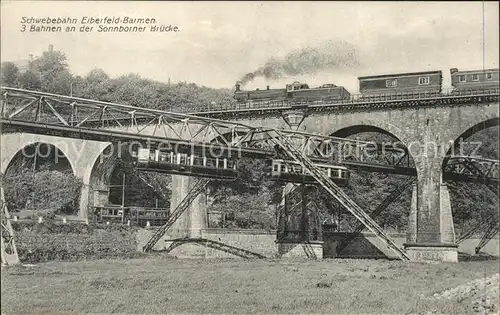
[358,70,443,99]
[450,68,499,94]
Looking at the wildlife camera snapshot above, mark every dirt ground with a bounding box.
[1,256,499,314]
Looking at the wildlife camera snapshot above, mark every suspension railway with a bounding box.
[1,86,499,263]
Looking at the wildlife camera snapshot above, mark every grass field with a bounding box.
[1,256,499,314]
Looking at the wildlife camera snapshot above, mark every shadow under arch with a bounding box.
[330,125,396,139]
[442,117,500,160]
[440,118,499,246]
[322,124,417,172]
[86,143,138,209]
[2,142,78,214]
[3,142,75,177]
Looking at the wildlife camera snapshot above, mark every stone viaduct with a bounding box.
[1,100,498,261]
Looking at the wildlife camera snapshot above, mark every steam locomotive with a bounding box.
[233,68,499,103]
[234,81,351,104]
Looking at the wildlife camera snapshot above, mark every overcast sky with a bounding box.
[1,1,498,92]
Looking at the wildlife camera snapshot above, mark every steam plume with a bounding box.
[239,40,359,85]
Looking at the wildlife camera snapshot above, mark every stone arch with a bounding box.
[330,125,397,139]
[2,140,76,177]
[439,118,499,243]
[442,117,500,158]
[83,142,141,209]
[320,123,418,174]
[1,136,77,176]
[1,140,79,214]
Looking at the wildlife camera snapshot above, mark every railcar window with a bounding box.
[459,75,466,82]
[179,154,188,165]
[418,77,430,85]
[386,79,397,88]
[472,74,479,81]
[193,156,204,166]
[293,165,303,173]
[206,158,216,168]
[273,164,279,172]
[486,73,493,80]
[280,165,286,172]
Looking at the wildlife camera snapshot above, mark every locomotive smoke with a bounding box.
[239,40,359,85]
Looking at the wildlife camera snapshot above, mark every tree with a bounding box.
[30,47,68,74]
[209,190,277,230]
[19,70,41,90]
[1,166,82,214]
[1,62,20,86]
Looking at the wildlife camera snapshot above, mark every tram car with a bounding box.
[450,68,499,94]
[268,159,349,186]
[358,70,443,99]
[133,148,238,181]
[234,81,350,104]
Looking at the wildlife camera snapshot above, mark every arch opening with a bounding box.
[441,119,499,244]
[307,125,418,238]
[1,142,81,217]
[86,143,172,222]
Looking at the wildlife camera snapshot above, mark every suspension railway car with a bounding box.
[268,159,350,186]
[133,148,238,180]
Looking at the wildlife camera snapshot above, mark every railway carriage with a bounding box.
[358,70,443,99]
[450,68,499,94]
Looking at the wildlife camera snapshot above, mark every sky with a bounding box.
[1,1,499,93]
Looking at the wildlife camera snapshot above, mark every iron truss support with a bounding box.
[142,178,210,252]
[269,131,411,260]
[443,155,500,184]
[336,177,415,254]
[0,87,413,171]
[1,87,497,181]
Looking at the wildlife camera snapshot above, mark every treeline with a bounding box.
[1,47,235,113]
